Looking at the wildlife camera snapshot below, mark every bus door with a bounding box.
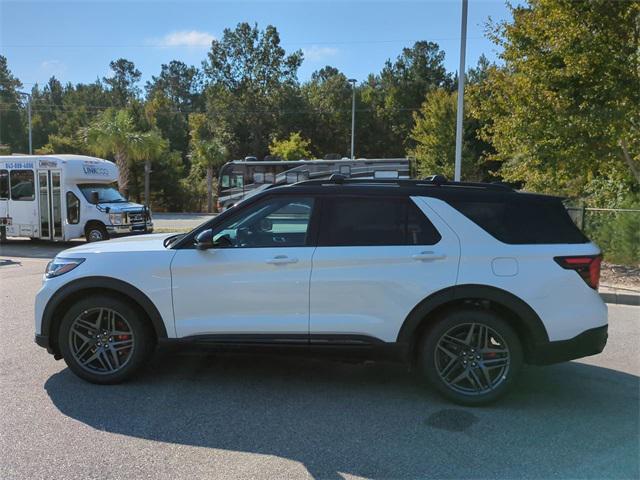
[37,170,63,240]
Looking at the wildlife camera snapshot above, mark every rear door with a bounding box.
[309,195,460,343]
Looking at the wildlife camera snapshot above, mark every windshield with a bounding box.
[78,183,127,204]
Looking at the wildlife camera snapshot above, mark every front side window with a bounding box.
[78,183,126,204]
[0,169,8,199]
[212,196,315,248]
[10,170,35,201]
[319,197,441,246]
[66,192,80,224]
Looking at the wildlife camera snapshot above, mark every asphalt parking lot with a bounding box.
[1,241,639,480]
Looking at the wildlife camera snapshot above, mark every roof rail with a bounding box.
[294,176,514,192]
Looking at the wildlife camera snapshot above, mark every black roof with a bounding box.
[264,177,560,204]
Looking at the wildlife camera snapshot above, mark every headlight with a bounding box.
[109,213,124,225]
[45,258,85,278]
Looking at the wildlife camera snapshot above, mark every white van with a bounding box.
[0,155,153,242]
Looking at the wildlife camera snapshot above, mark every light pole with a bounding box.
[454,0,468,182]
[17,91,32,155]
[348,78,357,159]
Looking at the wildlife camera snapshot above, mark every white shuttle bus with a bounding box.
[0,155,153,243]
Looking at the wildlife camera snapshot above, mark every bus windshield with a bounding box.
[78,183,127,204]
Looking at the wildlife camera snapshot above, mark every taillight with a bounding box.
[554,255,602,289]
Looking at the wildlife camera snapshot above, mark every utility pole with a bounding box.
[454,0,468,182]
[17,92,32,154]
[348,78,357,159]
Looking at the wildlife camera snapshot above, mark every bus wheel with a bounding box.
[85,223,109,243]
[0,226,6,244]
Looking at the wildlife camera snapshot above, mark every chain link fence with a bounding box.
[566,206,640,265]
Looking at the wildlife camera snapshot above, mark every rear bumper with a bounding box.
[528,325,608,365]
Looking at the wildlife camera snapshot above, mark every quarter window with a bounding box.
[319,197,441,246]
[66,192,80,224]
[0,169,8,199]
[212,196,315,248]
[10,170,35,201]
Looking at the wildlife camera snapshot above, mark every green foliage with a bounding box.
[584,195,640,264]
[103,59,141,107]
[188,113,227,169]
[0,55,27,151]
[269,132,312,160]
[202,23,303,159]
[475,0,640,198]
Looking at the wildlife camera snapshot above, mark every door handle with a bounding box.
[266,255,299,265]
[412,251,446,261]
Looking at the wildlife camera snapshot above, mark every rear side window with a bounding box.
[450,198,588,244]
[10,170,35,201]
[319,197,441,246]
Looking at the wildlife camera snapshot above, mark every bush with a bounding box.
[584,195,640,265]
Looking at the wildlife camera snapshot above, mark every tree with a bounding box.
[358,42,452,157]
[132,128,167,206]
[410,89,487,180]
[188,113,227,212]
[269,132,312,160]
[301,66,351,157]
[103,59,142,107]
[475,0,640,201]
[84,109,163,196]
[0,55,26,151]
[202,23,303,159]
[145,60,201,111]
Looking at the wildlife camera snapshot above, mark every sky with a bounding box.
[0,0,515,90]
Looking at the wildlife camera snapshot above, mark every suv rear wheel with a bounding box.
[58,295,155,384]
[419,308,523,405]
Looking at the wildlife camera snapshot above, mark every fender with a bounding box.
[41,276,169,345]
[396,284,549,347]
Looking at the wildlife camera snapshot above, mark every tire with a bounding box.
[85,223,109,242]
[418,308,523,406]
[58,294,155,384]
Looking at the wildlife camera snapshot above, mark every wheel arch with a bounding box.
[42,276,169,356]
[397,284,549,363]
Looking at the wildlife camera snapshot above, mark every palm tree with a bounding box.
[84,109,137,195]
[132,129,167,206]
[189,113,227,213]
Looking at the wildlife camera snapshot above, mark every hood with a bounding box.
[97,201,146,213]
[59,233,176,255]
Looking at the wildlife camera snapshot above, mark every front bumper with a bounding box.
[106,223,154,236]
[528,325,608,365]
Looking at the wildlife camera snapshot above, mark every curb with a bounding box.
[599,291,640,306]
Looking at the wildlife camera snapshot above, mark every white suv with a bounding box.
[35,177,608,405]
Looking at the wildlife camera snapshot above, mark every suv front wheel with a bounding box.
[419,308,523,405]
[58,295,155,384]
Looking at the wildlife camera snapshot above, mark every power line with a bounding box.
[2,37,483,49]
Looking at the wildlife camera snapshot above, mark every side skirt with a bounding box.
[158,334,409,362]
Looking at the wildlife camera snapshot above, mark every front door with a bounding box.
[171,195,318,338]
[37,170,62,240]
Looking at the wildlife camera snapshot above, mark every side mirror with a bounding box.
[195,229,214,250]
[90,191,100,205]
